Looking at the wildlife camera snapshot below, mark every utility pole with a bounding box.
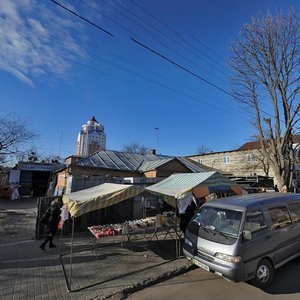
[59,131,63,157]
[155,127,159,153]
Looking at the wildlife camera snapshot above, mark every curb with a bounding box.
[102,260,195,300]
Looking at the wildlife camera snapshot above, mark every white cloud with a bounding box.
[0,0,86,87]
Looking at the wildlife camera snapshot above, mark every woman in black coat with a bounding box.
[40,198,63,251]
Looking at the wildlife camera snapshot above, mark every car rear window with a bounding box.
[268,206,292,229]
[287,203,300,223]
[244,210,267,233]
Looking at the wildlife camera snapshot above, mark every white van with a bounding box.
[183,193,300,288]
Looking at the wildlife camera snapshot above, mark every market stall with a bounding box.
[87,211,183,258]
[145,172,245,253]
[62,182,145,218]
[88,217,157,258]
[146,171,245,210]
[60,183,145,292]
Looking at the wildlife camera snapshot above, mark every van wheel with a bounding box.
[251,259,274,289]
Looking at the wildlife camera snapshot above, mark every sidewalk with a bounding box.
[0,198,193,300]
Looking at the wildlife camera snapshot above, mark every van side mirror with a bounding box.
[243,230,252,241]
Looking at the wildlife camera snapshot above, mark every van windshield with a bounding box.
[192,206,242,239]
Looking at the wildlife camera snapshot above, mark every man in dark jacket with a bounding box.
[40,198,63,251]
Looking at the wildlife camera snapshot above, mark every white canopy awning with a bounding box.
[146,172,242,208]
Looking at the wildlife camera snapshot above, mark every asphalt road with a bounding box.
[128,259,300,300]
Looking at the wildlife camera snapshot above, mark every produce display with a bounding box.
[88,217,156,239]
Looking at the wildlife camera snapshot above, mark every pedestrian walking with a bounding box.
[39,198,63,251]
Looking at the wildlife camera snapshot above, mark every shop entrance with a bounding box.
[19,171,50,197]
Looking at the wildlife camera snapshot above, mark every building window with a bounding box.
[223,156,230,164]
[246,153,255,162]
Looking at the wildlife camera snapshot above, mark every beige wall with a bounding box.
[189,149,275,178]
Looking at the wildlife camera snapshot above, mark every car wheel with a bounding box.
[251,259,274,289]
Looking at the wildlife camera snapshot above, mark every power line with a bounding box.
[87,50,234,115]
[42,21,245,117]
[78,0,138,37]
[128,0,233,76]
[59,53,237,118]
[49,0,114,37]
[188,34,231,66]
[94,0,283,121]
[75,0,276,120]
[0,28,240,120]
[131,37,279,120]
[81,0,229,85]
[44,1,282,121]
[29,3,242,117]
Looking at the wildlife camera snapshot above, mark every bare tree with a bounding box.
[197,145,212,154]
[237,150,270,177]
[0,115,36,162]
[230,9,300,191]
[41,155,63,164]
[122,143,149,155]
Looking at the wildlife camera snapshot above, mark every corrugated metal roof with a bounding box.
[138,158,174,172]
[74,150,169,171]
[177,157,213,172]
[73,150,212,173]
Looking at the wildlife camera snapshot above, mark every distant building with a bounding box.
[76,116,106,156]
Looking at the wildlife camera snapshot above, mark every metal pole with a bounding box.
[155,127,160,153]
[59,224,63,256]
[69,217,75,291]
[142,195,146,218]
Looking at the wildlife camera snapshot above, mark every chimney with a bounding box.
[149,149,156,155]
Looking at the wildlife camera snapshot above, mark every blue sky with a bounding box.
[1,0,299,160]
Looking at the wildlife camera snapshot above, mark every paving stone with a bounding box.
[0,198,193,299]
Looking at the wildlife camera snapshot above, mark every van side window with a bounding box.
[268,206,292,229]
[287,203,300,223]
[244,210,267,233]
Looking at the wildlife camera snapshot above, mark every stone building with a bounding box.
[188,136,300,190]
[189,143,270,178]
[76,116,106,156]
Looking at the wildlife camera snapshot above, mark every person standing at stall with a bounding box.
[179,196,197,232]
[39,198,63,251]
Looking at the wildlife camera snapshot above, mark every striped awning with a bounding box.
[63,183,144,218]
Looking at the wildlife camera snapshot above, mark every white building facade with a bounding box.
[76,116,106,157]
